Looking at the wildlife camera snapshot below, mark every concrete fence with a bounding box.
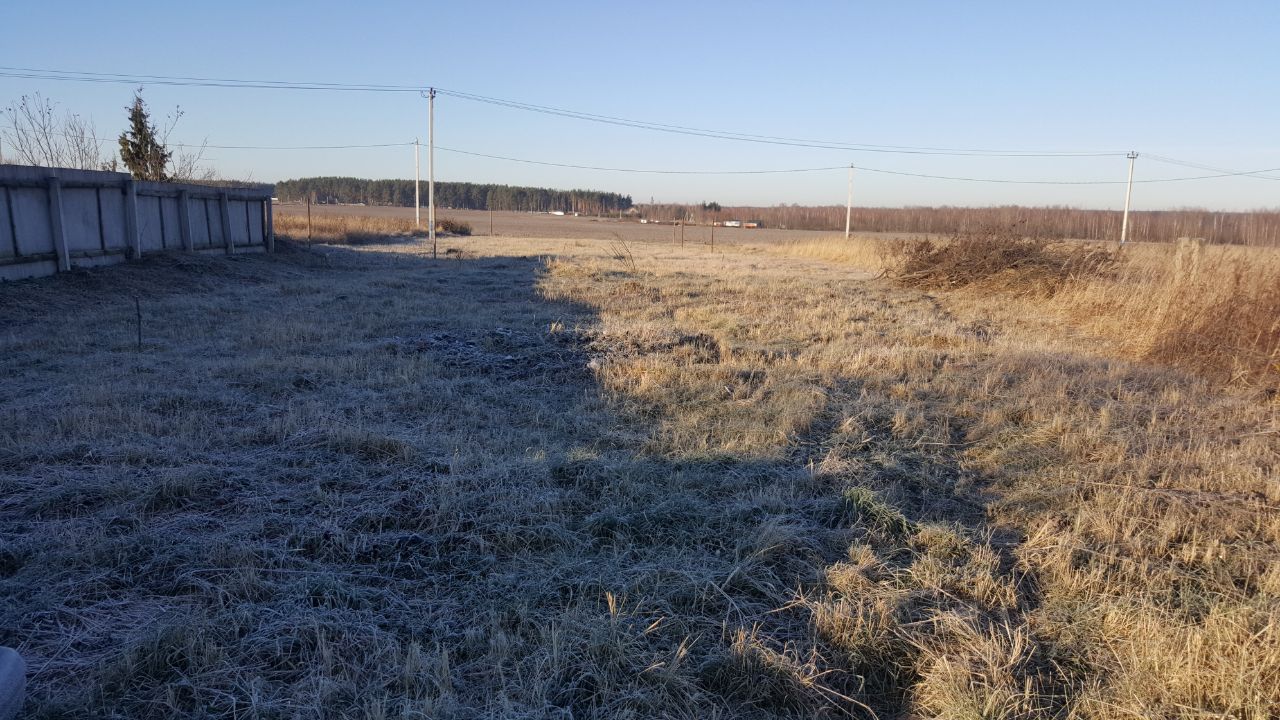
[0,164,274,281]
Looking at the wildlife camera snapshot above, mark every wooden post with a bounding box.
[177,190,193,251]
[47,176,70,272]
[123,178,140,259]
[219,191,233,255]
[306,193,312,241]
[265,198,275,252]
[710,221,715,251]
[489,208,494,236]
[680,222,684,248]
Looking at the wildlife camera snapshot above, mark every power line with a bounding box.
[435,88,1126,158]
[2,65,1124,157]
[0,125,413,150]
[8,122,1280,183]
[174,141,413,150]
[0,67,423,93]
[854,163,1280,185]
[1145,153,1280,181]
[436,146,847,174]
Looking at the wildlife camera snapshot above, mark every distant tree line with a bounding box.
[637,203,1280,246]
[274,177,633,215]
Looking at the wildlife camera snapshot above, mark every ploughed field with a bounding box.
[1,228,1276,719]
[273,203,874,245]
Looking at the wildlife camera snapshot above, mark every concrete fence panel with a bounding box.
[0,190,15,259]
[0,164,274,282]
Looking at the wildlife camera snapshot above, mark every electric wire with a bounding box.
[4,68,1278,184]
[2,65,1124,157]
[0,67,423,93]
[7,124,1280,183]
[433,88,1126,158]
[1145,153,1280,181]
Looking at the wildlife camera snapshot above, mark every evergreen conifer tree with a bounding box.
[118,90,170,181]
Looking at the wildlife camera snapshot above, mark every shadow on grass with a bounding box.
[0,243,894,718]
[3,240,1219,719]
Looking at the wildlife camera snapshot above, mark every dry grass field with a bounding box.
[273,204,872,246]
[1,218,1277,718]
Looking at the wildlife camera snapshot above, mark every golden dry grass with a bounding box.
[770,235,891,273]
[1058,239,1280,387]
[273,212,470,244]
[1,226,1277,718]
[772,234,1280,390]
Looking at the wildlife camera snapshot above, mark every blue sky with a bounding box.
[3,1,1277,209]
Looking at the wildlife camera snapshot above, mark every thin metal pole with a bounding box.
[1120,151,1138,245]
[428,88,437,259]
[414,138,421,228]
[844,164,853,240]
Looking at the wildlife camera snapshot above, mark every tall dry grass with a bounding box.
[2,228,1277,718]
[273,212,471,244]
[771,235,891,273]
[773,234,1280,389]
[1059,239,1280,388]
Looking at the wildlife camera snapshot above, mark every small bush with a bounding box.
[890,224,1119,295]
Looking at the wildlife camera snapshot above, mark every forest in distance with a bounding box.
[272,176,1280,245]
[273,177,634,216]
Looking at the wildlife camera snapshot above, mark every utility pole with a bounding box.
[425,88,437,259]
[1120,151,1138,245]
[414,138,421,229]
[844,164,854,240]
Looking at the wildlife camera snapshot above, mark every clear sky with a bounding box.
[3,1,1278,210]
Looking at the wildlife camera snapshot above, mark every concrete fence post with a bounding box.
[0,646,25,720]
[219,192,233,255]
[265,199,275,253]
[178,190,193,252]
[47,176,70,272]
[123,179,140,259]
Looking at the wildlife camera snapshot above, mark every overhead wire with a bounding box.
[3,66,1278,185]
[434,87,1126,157]
[1145,153,1280,181]
[0,66,423,93]
[7,124,1280,183]
[2,65,1123,157]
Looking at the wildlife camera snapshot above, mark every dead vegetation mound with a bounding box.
[890,225,1120,295]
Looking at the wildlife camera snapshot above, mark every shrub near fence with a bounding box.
[0,164,274,281]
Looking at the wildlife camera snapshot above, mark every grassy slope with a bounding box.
[1,235,1276,718]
